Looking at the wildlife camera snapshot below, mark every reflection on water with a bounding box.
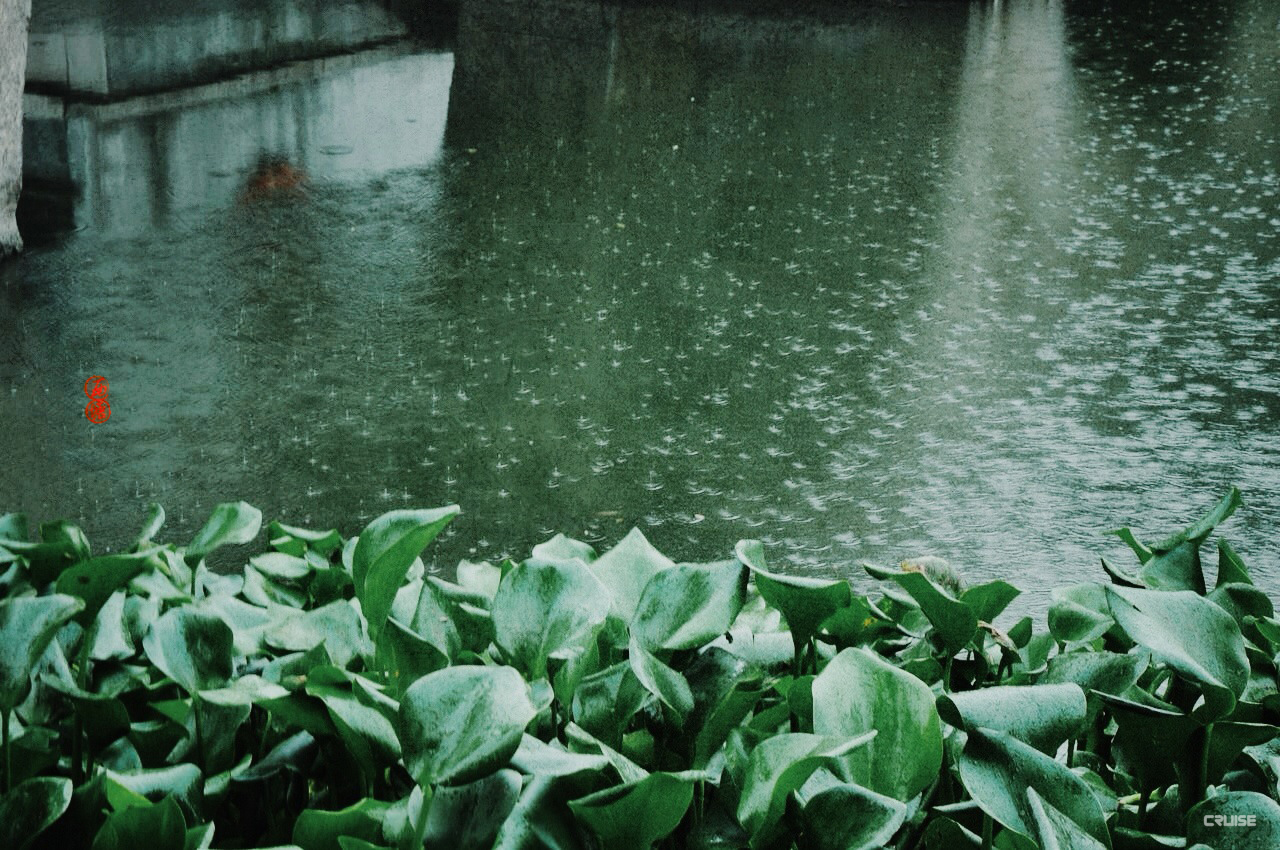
[3,0,1278,610]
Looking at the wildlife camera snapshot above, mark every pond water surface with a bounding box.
[3,0,1279,610]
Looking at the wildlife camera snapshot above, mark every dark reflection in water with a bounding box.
[3,0,1278,611]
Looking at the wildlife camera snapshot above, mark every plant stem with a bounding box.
[981,812,993,850]
[411,786,434,849]
[1066,736,1075,769]
[942,654,954,693]
[1137,785,1151,829]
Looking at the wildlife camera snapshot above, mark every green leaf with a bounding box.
[104,764,203,818]
[865,564,977,655]
[267,600,370,668]
[493,559,610,680]
[352,507,459,641]
[1186,791,1280,850]
[423,769,522,850]
[1040,651,1147,720]
[957,727,1110,850]
[1217,539,1252,587]
[1047,584,1114,644]
[736,540,850,660]
[938,684,1086,755]
[569,772,694,850]
[186,501,262,562]
[589,528,673,626]
[531,535,596,566]
[961,580,1021,623]
[142,607,234,694]
[511,734,611,778]
[376,617,449,695]
[5,520,92,584]
[399,666,536,787]
[796,779,908,850]
[1140,540,1204,594]
[0,594,84,710]
[134,503,166,549]
[57,551,161,626]
[1106,586,1249,721]
[812,648,942,801]
[293,797,389,850]
[632,560,747,651]
[628,635,694,722]
[1154,487,1242,551]
[1026,785,1109,850]
[0,777,73,850]
[250,552,312,581]
[92,795,186,850]
[736,732,877,847]
[683,648,766,768]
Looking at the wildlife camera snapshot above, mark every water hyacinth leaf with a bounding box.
[1140,540,1204,594]
[737,732,877,847]
[7,520,93,584]
[1217,539,1252,587]
[133,503,166,549]
[0,594,84,710]
[796,780,908,850]
[493,773,598,850]
[684,648,766,768]
[922,816,983,849]
[142,607,234,694]
[103,764,203,816]
[572,661,649,745]
[1106,586,1248,721]
[628,635,694,722]
[351,506,459,641]
[292,797,389,850]
[1153,487,1242,552]
[493,559,610,680]
[957,727,1110,850]
[270,521,342,556]
[377,616,449,692]
[1186,792,1280,850]
[1047,583,1114,644]
[1208,583,1274,625]
[423,769,522,850]
[632,560,747,651]
[457,560,503,600]
[250,552,312,582]
[1026,786,1109,850]
[511,735,611,778]
[57,552,160,626]
[938,683,1086,755]
[195,697,252,774]
[412,580,464,661]
[589,528,673,625]
[530,535,596,567]
[812,648,942,801]
[961,580,1021,623]
[1097,691,1197,792]
[91,794,186,850]
[1040,652,1147,718]
[568,771,694,850]
[736,540,850,659]
[267,599,370,668]
[865,563,977,654]
[90,589,135,660]
[186,501,262,563]
[399,665,536,787]
[0,776,72,850]
[1206,722,1280,789]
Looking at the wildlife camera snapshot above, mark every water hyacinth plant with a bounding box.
[1,489,1279,849]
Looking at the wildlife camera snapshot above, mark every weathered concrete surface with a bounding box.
[1,0,31,256]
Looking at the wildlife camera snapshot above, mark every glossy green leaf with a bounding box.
[812,648,942,801]
[531,535,596,566]
[351,506,459,640]
[737,732,877,847]
[0,776,73,850]
[422,769,522,850]
[796,779,908,850]
[399,665,536,787]
[1217,538,1252,587]
[142,607,234,694]
[683,648,766,768]
[1186,792,1280,850]
[958,727,1110,850]
[133,503,166,549]
[569,771,694,850]
[57,551,161,626]
[632,560,747,651]
[492,558,609,680]
[1140,540,1204,594]
[628,635,694,722]
[377,617,449,695]
[92,795,186,850]
[511,734,611,778]
[186,501,262,562]
[938,683,1086,755]
[293,797,389,850]
[961,580,1021,623]
[0,594,84,710]
[1026,785,1109,850]
[865,563,977,654]
[589,528,673,625]
[1154,487,1242,551]
[103,764,203,817]
[1047,583,1114,644]
[267,599,370,668]
[1106,586,1248,721]
[736,540,850,660]
[9,520,92,584]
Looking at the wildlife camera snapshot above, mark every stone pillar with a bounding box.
[0,0,31,257]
